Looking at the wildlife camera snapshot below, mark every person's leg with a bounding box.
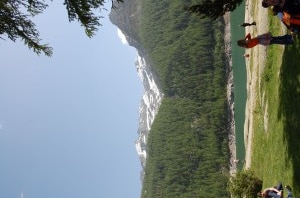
[270,34,294,45]
[277,183,283,191]
[287,191,293,198]
[285,185,293,198]
[268,184,283,198]
[243,23,251,26]
[268,191,281,198]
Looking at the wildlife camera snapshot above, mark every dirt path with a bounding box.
[243,0,269,169]
[227,1,277,173]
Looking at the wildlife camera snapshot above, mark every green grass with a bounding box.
[250,14,300,197]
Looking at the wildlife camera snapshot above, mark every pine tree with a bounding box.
[0,0,123,56]
[184,0,243,20]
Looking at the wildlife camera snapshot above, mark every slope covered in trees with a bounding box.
[138,0,231,197]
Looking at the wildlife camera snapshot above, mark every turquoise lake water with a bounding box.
[230,2,247,170]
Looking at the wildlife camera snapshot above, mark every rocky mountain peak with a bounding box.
[109,1,163,179]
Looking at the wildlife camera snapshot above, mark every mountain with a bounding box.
[109,1,163,172]
[109,2,235,197]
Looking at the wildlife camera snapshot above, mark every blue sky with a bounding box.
[0,2,143,198]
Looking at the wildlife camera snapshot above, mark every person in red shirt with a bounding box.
[237,32,293,48]
[281,11,300,32]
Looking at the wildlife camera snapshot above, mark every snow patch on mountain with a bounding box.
[109,3,163,179]
[135,55,163,170]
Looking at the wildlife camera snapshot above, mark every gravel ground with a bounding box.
[243,0,269,169]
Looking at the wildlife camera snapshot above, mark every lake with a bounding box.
[230,2,247,170]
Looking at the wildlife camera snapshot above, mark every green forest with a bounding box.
[138,0,231,197]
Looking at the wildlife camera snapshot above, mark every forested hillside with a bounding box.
[139,0,230,197]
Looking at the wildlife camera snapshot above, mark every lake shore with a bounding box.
[223,12,237,175]
[226,1,270,174]
[243,0,269,169]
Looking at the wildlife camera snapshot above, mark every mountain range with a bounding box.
[109,0,163,173]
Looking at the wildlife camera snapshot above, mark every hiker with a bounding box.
[237,32,293,48]
[285,185,293,198]
[257,183,293,198]
[257,183,283,198]
[262,0,300,16]
[262,0,300,32]
[278,11,300,33]
[243,53,250,58]
[240,22,256,27]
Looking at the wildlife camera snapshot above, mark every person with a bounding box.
[240,22,256,27]
[262,0,284,9]
[262,0,300,16]
[237,32,293,48]
[262,0,300,32]
[243,53,250,58]
[279,11,300,33]
[257,183,293,198]
[285,185,293,198]
[257,183,283,198]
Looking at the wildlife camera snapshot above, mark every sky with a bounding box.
[0,2,143,198]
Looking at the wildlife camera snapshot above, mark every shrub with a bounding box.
[229,170,263,198]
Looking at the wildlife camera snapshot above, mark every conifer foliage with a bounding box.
[139,0,231,197]
[0,0,123,56]
[229,170,262,198]
[184,0,243,20]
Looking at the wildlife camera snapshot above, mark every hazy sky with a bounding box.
[0,2,143,198]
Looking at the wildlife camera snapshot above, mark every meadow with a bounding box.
[250,15,300,197]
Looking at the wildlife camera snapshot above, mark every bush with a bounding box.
[229,170,263,198]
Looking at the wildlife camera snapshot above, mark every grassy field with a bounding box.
[250,15,300,197]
